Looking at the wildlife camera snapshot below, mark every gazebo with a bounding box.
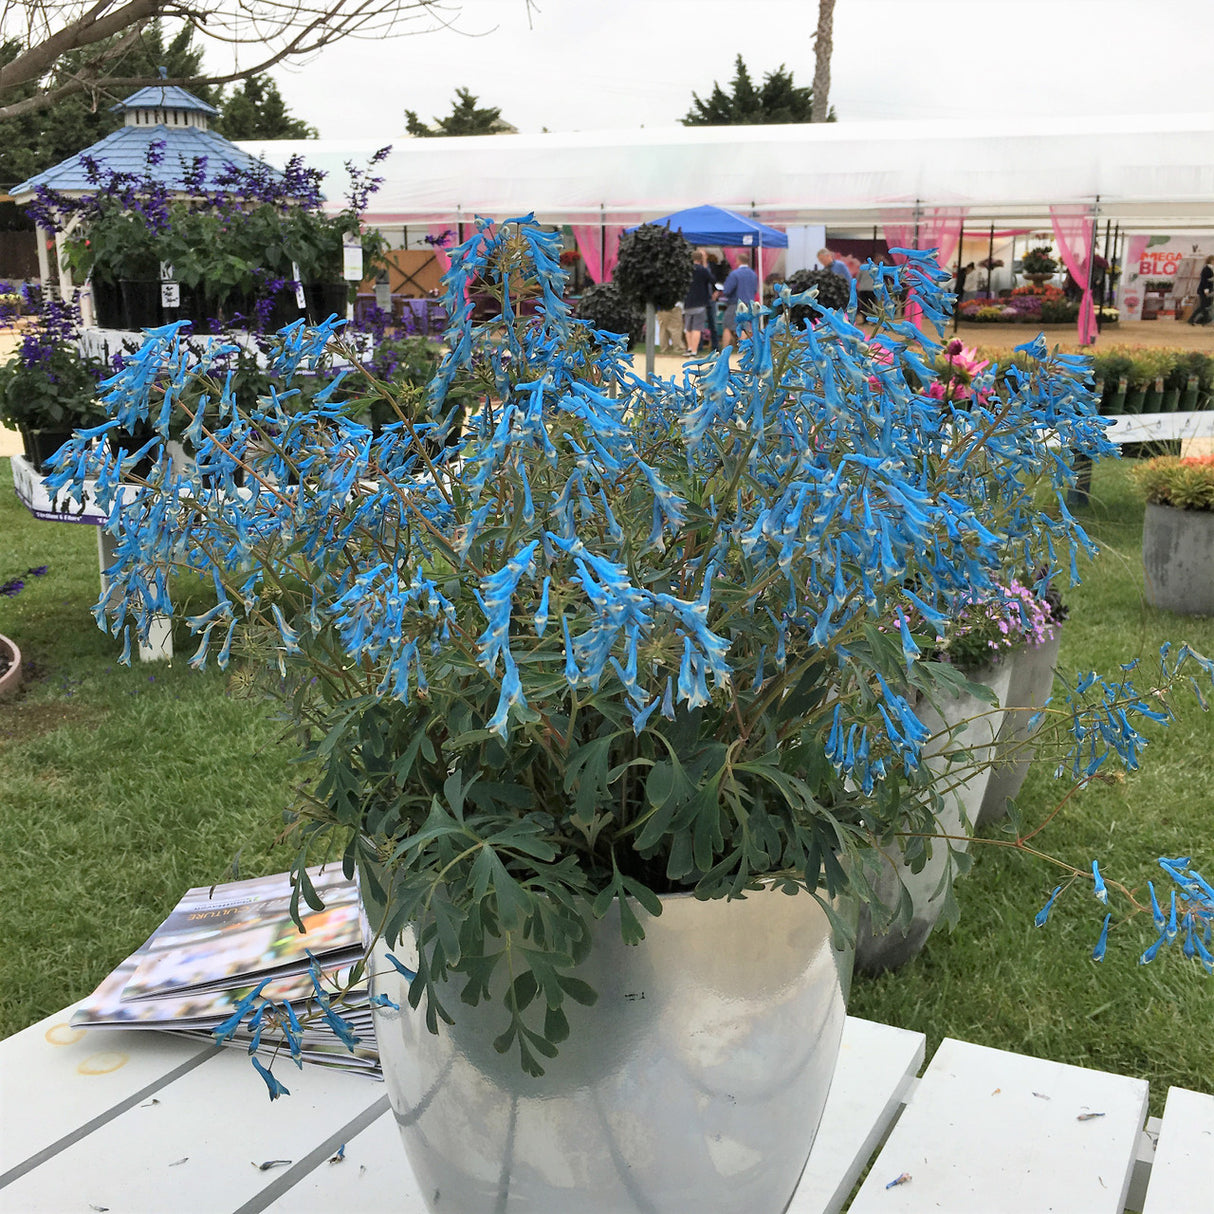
[12,76,283,309]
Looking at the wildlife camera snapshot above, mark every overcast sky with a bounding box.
[268,0,1214,140]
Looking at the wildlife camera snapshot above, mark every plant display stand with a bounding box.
[9,452,171,662]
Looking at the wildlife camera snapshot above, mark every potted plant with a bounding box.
[1020,245,1058,285]
[46,221,1214,1213]
[0,299,106,470]
[1135,454,1214,616]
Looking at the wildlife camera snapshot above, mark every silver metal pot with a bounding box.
[370,885,853,1213]
[854,660,1013,974]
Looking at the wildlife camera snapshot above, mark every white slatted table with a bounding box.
[0,1003,1207,1213]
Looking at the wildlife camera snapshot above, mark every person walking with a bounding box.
[682,249,716,355]
[1190,256,1214,326]
[718,254,758,350]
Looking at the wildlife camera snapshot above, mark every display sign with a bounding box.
[1119,235,1214,321]
[160,282,180,308]
[291,262,306,309]
[343,238,364,281]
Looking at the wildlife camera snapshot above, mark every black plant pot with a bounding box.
[91,279,123,328]
[305,282,351,324]
[107,426,157,480]
[20,425,76,473]
[261,288,305,332]
[120,279,162,331]
[162,284,209,328]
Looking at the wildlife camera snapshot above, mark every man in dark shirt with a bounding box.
[682,249,716,355]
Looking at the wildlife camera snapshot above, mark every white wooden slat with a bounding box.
[1140,1086,1214,1214]
[1104,411,1214,444]
[0,1005,213,1180]
[262,1016,925,1214]
[847,1038,1148,1214]
[260,1107,432,1212]
[0,1043,382,1214]
[788,1016,925,1214]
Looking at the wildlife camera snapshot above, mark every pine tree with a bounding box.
[215,76,317,140]
[681,55,834,126]
[405,87,511,137]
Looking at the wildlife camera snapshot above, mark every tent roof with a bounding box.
[629,205,788,247]
[239,113,1214,231]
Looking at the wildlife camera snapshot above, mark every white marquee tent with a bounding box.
[240,113,1214,234]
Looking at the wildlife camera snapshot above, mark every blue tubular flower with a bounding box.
[1035,885,1063,928]
[476,541,538,676]
[251,1055,291,1100]
[1091,913,1112,962]
[386,952,418,982]
[1091,859,1108,904]
[1149,881,1165,932]
[534,576,551,637]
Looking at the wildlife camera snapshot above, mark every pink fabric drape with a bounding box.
[1049,205,1098,346]
[572,224,627,283]
[881,207,968,327]
[426,225,455,277]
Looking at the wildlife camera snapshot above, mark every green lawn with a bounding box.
[0,459,294,1038]
[2,455,1213,1112]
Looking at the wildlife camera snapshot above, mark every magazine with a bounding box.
[72,866,379,1075]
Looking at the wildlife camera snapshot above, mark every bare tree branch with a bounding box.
[0,0,462,119]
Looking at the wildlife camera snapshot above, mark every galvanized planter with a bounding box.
[370,886,854,1214]
[854,661,1012,975]
[1142,503,1214,617]
[975,629,1063,829]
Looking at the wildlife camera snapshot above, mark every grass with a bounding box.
[0,459,296,1038]
[848,458,1214,1114]
[3,454,1214,1113]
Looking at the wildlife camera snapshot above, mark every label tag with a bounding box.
[343,237,364,281]
[291,262,306,309]
[159,261,175,281]
[160,282,180,308]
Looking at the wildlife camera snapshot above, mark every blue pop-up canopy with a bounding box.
[628,205,788,249]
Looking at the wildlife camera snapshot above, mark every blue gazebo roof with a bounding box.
[109,84,219,116]
[11,83,279,199]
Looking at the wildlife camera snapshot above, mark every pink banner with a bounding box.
[881,207,968,328]
[572,224,627,283]
[1049,205,1098,346]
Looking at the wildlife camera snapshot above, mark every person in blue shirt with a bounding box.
[717,255,758,349]
[817,248,852,279]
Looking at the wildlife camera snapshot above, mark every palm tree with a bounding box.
[811,0,835,123]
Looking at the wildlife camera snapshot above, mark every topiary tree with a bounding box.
[614,225,694,373]
[782,268,851,330]
[614,225,694,311]
[575,282,645,346]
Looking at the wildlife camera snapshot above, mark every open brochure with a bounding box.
[72,866,379,1075]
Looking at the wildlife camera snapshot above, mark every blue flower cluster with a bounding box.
[45,215,1139,802]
